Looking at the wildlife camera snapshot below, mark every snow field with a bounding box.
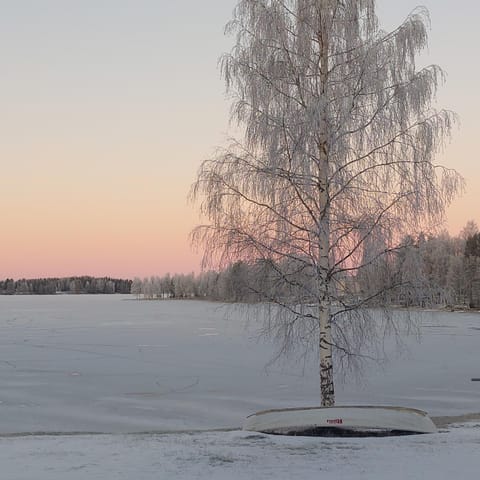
[1,424,480,480]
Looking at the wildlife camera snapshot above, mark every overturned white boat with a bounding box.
[243,406,437,436]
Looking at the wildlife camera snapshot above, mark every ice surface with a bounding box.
[1,295,479,434]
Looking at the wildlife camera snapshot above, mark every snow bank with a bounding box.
[1,424,479,480]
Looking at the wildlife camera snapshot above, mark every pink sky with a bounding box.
[1,0,478,280]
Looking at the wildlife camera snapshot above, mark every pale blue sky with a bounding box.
[0,1,478,278]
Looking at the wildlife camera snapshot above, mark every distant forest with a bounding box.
[0,276,132,295]
[132,226,480,309]
[3,226,480,307]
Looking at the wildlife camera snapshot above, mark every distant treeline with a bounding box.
[132,226,480,308]
[3,225,480,306]
[0,276,132,295]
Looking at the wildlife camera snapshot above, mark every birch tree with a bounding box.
[191,0,463,407]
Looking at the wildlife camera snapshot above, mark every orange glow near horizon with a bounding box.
[0,1,478,281]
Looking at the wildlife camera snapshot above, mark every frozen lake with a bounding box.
[0,296,480,433]
[1,295,479,434]
[1,295,480,479]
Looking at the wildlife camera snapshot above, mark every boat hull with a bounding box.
[243,406,437,436]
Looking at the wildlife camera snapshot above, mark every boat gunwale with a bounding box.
[246,405,429,419]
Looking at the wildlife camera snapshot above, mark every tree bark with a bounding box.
[318,2,335,407]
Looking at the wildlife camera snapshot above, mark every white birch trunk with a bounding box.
[318,150,335,407]
[318,3,334,407]
[319,252,334,406]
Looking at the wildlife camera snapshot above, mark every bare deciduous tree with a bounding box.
[191,0,463,407]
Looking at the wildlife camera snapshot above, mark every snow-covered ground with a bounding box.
[1,425,480,479]
[1,295,479,478]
